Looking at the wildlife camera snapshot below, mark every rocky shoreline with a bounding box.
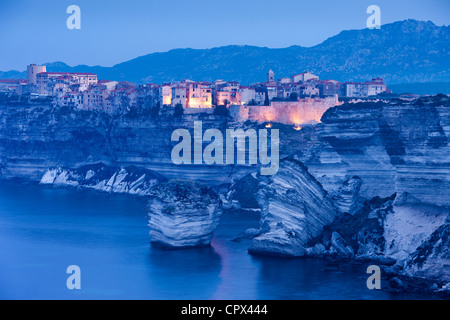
[1,95,449,297]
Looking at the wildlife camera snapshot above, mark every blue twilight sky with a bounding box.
[0,0,449,71]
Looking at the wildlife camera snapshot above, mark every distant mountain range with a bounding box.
[1,19,449,85]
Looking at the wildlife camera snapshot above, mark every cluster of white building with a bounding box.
[0,65,389,116]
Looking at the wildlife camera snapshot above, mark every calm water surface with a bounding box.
[0,181,433,299]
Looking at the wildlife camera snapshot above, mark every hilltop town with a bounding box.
[0,64,390,125]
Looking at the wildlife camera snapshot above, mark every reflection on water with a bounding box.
[0,181,436,299]
[147,246,222,299]
[252,256,386,300]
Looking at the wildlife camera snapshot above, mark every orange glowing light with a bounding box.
[265,123,272,128]
[293,125,302,131]
[291,115,301,124]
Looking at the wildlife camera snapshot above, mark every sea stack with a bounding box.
[147,180,222,248]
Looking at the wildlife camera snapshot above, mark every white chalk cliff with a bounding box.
[242,158,338,257]
[147,180,222,248]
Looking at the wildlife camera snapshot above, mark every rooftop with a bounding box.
[37,72,97,76]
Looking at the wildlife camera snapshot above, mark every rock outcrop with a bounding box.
[296,95,450,294]
[310,194,395,258]
[330,176,363,214]
[404,216,450,284]
[2,95,450,295]
[308,194,449,294]
[40,162,167,195]
[147,180,222,248]
[0,105,238,185]
[241,158,338,257]
[306,95,450,207]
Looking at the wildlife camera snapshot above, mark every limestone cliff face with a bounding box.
[147,180,222,248]
[308,194,449,294]
[1,96,449,204]
[0,105,239,184]
[1,96,449,292]
[40,163,167,195]
[300,95,450,293]
[0,104,317,185]
[238,158,338,257]
[0,106,112,180]
[304,94,450,208]
[404,217,449,284]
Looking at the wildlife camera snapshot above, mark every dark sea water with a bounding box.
[0,181,434,300]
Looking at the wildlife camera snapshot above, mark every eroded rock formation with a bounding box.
[147,180,222,248]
